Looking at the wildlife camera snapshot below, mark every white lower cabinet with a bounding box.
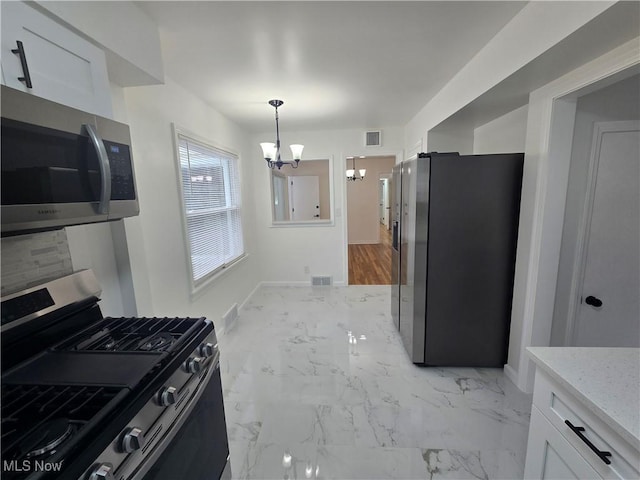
[524,369,640,480]
[1,1,112,117]
[526,406,601,479]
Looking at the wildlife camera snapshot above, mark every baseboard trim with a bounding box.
[504,364,520,390]
[260,280,349,287]
[260,281,312,287]
[216,325,226,338]
[238,281,263,313]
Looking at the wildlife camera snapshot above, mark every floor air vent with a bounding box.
[365,130,382,147]
[311,276,332,286]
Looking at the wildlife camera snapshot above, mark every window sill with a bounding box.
[189,253,249,302]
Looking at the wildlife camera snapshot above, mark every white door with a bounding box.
[573,121,640,347]
[379,179,386,225]
[381,178,391,229]
[384,177,392,229]
[288,176,320,221]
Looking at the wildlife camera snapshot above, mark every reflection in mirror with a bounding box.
[271,159,331,223]
[272,174,288,221]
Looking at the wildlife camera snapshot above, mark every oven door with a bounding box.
[137,358,230,480]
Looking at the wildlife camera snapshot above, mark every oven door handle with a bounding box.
[84,123,111,215]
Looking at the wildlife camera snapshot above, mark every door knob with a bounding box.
[584,295,603,307]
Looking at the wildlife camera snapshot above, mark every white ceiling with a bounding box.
[137,1,526,133]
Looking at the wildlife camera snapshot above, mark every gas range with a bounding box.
[1,270,229,480]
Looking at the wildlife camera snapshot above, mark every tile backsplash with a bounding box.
[1,230,73,297]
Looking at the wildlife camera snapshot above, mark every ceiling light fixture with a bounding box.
[260,100,304,169]
[346,156,366,181]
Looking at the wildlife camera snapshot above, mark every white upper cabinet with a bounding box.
[1,1,112,118]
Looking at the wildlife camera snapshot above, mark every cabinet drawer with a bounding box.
[525,406,602,479]
[532,370,639,479]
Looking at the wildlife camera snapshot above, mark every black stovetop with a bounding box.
[1,314,210,480]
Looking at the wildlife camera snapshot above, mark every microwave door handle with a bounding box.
[84,124,111,215]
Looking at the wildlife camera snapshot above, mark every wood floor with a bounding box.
[348,224,393,285]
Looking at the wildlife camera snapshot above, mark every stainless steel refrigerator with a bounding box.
[390,152,524,366]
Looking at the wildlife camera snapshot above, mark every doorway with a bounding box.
[508,42,639,393]
[346,155,396,285]
[551,74,640,347]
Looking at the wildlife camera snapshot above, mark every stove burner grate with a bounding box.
[58,317,202,353]
[137,331,175,351]
[1,384,125,465]
[20,417,76,458]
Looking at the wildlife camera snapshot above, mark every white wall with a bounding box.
[551,74,640,346]
[122,77,260,328]
[426,122,474,155]
[473,105,528,154]
[423,104,528,156]
[252,127,403,285]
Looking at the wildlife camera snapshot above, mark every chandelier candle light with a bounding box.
[346,156,366,181]
[260,99,304,169]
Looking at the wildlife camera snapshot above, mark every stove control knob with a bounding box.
[158,386,177,407]
[184,356,203,374]
[89,463,114,480]
[198,342,216,357]
[122,427,145,453]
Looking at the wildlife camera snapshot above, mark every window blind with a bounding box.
[177,134,244,286]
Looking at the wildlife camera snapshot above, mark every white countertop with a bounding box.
[527,347,640,449]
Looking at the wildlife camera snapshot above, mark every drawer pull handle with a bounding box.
[565,420,612,465]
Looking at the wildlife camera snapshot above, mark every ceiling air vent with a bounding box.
[365,130,382,147]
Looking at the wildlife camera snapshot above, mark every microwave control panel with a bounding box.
[104,140,136,200]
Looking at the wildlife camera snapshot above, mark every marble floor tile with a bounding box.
[257,403,355,446]
[421,448,524,480]
[219,286,532,479]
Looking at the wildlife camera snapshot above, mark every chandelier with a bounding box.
[260,100,304,169]
[346,156,366,181]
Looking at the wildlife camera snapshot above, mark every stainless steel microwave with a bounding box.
[1,85,139,236]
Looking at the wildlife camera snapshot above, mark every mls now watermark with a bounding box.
[3,459,64,473]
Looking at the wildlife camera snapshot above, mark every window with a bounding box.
[176,131,244,289]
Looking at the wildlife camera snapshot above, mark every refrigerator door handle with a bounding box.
[392,221,399,251]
